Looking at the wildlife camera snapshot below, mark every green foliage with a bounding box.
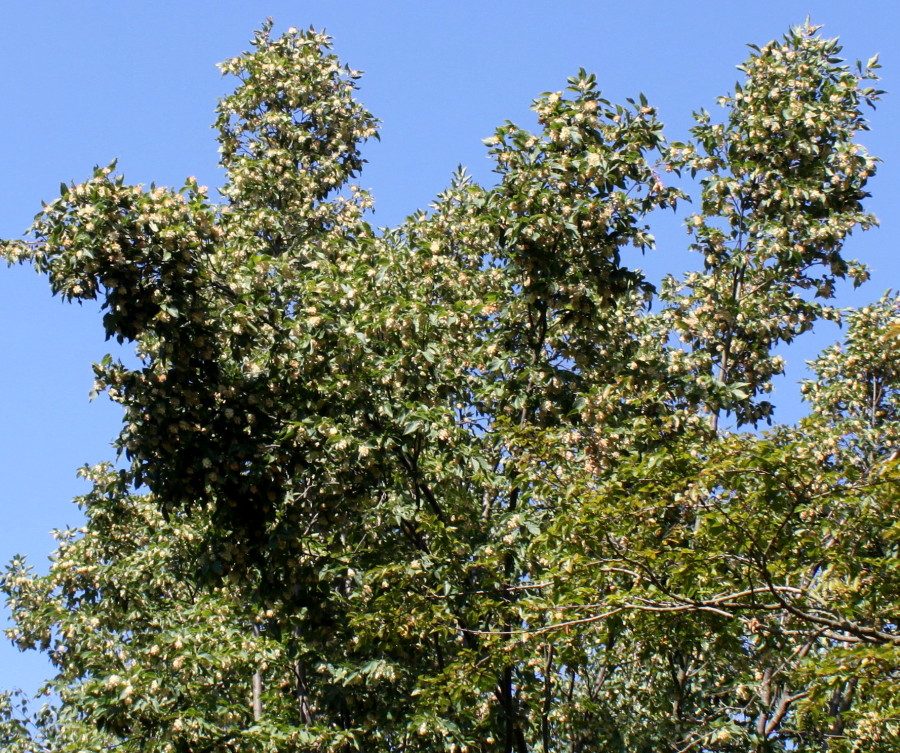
[663,23,881,427]
[2,21,897,753]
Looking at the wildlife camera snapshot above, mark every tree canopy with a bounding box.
[1,21,897,753]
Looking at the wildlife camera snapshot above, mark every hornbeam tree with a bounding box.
[2,21,897,753]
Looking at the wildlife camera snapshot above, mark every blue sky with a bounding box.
[2,1,898,696]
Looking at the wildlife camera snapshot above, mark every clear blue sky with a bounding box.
[2,1,898,696]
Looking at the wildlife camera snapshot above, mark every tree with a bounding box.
[2,21,897,752]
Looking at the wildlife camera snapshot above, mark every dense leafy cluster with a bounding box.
[2,21,897,753]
